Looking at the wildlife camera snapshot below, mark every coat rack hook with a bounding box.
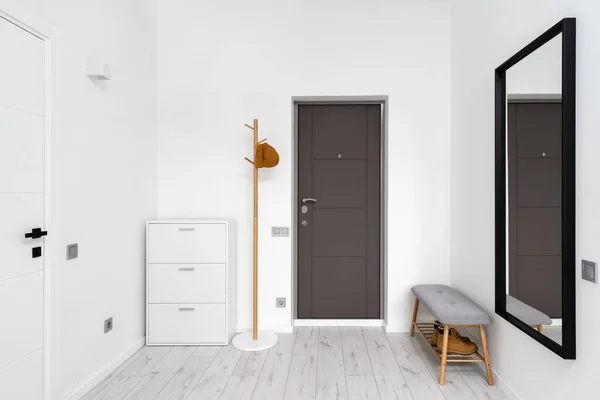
[244,157,255,165]
[258,138,268,144]
[244,124,254,130]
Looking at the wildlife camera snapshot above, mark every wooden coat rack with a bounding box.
[232,118,279,351]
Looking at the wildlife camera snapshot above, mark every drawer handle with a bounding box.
[178,227,196,231]
[179,267,196,271]
[178,307,195,311]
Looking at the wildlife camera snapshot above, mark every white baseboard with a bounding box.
[64,336,146,400]
[235,326,294,334]
[294,319,384,327]
[384,325,408,333]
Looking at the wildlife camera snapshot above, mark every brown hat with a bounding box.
[255,142,280,168]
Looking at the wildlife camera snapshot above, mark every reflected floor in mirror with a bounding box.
[506,295,562,345]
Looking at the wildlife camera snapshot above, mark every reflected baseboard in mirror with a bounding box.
[495,18,576,360]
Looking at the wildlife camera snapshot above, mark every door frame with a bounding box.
[0,10,52,399]
[291,96,389,324]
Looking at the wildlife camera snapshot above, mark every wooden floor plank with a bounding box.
[361,328,413,400]
[251,333,297,400]
[283,327,319,400]
[154,347,220,400]
[220,348,269,400]
[346,376,381,400]
[232,349,269,377]
[220,376,261,400]
[316,327,348,400]
[409,334,478,400]
[387,334,444,400]
[456,368,512,400]
[119,346,173,378]
[340,327,380,400]
[80,347,148,400]
[87,376,142,400]
[186,345,242,400]
[123,346,196,400]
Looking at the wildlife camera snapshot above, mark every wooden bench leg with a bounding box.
[409,298,419,337]
[440,325,450,385]
[479,325,494,386]
[536,325,545,334]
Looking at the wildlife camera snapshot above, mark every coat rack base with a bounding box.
[232,331,278,352]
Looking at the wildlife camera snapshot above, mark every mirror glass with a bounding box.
[505,34,563,345]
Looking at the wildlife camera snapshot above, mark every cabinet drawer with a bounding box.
[148,304,226,344]
[148,223,226,263]
[148,264,225,303]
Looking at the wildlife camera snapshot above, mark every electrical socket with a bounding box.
[271,227,282,237]
[276,297,286,308]
[104,317,113,333]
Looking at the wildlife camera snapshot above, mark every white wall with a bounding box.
[451,1,600,399]
[506,33,562,95]
[0,1,158,399]
[157,0,451,332]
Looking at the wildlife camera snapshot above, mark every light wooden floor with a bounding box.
[82,327,515,400]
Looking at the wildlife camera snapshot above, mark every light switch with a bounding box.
[582,260,597,283]
[67,244,78,260]
[271,227,290,237]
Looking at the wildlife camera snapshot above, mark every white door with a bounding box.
[0,16,46,400]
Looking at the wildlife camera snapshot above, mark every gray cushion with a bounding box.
[506,295,552,326]
[411,284,492,325]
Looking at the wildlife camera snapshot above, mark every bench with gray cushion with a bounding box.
[411,284,493,326]
[409,284,494,386]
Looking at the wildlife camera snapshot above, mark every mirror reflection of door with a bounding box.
[505,33,563,345]
[507,101,562,316]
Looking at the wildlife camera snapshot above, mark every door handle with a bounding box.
[301,198,317,204]
[25,228,48,239]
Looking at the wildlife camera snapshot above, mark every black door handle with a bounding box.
[25,228,48,239]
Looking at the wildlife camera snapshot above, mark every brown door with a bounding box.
[297,104,381,319]
[508,102,562,318]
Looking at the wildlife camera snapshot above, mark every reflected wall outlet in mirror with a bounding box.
[582,260,597,283]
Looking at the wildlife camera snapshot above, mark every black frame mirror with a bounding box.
[495,18,576,359]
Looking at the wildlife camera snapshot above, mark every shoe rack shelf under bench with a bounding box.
[412,322,487,363]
